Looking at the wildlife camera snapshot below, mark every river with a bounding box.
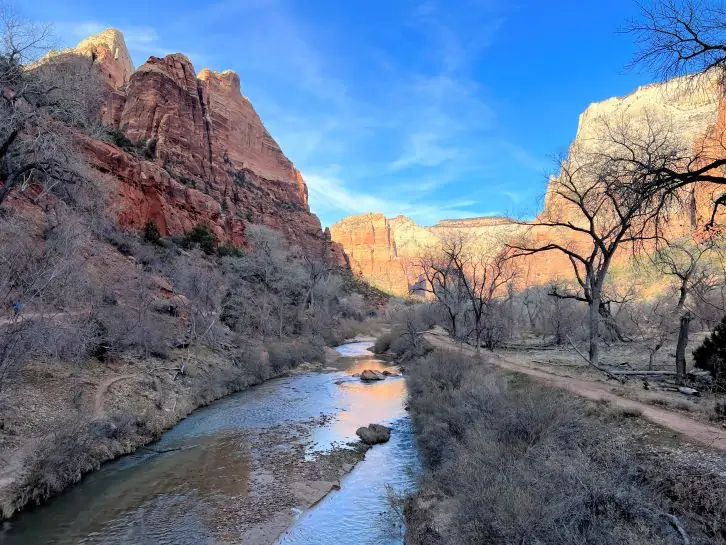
[0,341,420,544]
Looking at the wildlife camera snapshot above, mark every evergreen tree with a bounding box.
[693,315,726,389]
[143,219,161,244]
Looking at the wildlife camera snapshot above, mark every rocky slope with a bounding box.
[332,74,726,295]
[62,29,344,263]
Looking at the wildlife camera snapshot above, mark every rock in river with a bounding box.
[360,370,385,382]
[356,424,392,445]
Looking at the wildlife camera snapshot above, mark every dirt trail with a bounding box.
[94,375,138,419]
[423,330,726,452]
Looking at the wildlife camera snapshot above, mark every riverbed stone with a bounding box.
[360,370,385,382]
[356,423,392,445]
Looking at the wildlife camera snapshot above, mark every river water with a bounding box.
[0,341,420,544]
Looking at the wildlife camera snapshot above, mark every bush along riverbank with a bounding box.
[404,349,726,545]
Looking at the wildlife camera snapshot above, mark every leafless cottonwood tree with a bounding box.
[628,0,726,81]
[0,5,103,206]
[650,234,724,379]
[451,244,517,352]
[414,239,469,339]
[508,138,665,370]
[624,0,726,224]
[414,235,517,350]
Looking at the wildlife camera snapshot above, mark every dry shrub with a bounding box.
[373,331,396,354]
[8,413,155,518]
[406,349,706,545]
[265,338,324,373]
[642,462,726,543]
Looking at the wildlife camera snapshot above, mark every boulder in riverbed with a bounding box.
[360,370,385,382]
[356,423,392,445]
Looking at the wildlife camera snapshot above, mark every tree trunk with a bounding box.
[675,311,691,384]
[589,292,601,368]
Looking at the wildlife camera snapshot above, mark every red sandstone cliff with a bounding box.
[55,29,344,263]
[329,214,529,293]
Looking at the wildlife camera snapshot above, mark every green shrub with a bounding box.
[106,127,134,151]
[278,201,305,212]
[143,138,157,159]
[143,219,161,244]
[693,315,726,389]
[217,242,243,257]
[106,127,153,158]
[173,224,217,255]
[234,170,247,186]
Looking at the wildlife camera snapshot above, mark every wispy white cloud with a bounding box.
[390,132,463,171]
[305,170,498,226]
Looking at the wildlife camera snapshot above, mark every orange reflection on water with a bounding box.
[333,378,407,437]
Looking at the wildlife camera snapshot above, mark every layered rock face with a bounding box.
[64,29,344,263]
[332,74,726,294]
[330,214,528,293]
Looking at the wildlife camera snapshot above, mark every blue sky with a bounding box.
[26,0,656,227]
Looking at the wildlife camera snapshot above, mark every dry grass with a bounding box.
[405,348,726,545]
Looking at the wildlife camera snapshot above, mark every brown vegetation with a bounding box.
[405,349,726,545]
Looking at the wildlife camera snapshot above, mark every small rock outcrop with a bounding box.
[356,424,392,445]
[360,370,385,382]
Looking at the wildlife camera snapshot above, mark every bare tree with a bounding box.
[627,0,726,81]
[0,5,103,206]
[414,239,469,339]
[625,0,726,224]
[454,246,517,352]
[509,139,664,370]
[0,211,90,389]
[651,234,720,379]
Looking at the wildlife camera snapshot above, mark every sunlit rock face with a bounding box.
[74,28,135,89]
[48,29,345,262]
[330,214,528,294]
[332,74,726,294]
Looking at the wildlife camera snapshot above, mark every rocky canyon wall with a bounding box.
[51,29,344,263]
[332,73,726,294]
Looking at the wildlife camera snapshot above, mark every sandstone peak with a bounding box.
[75,28,134,87]
[135,53,196,82]
[198,68,242,94]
